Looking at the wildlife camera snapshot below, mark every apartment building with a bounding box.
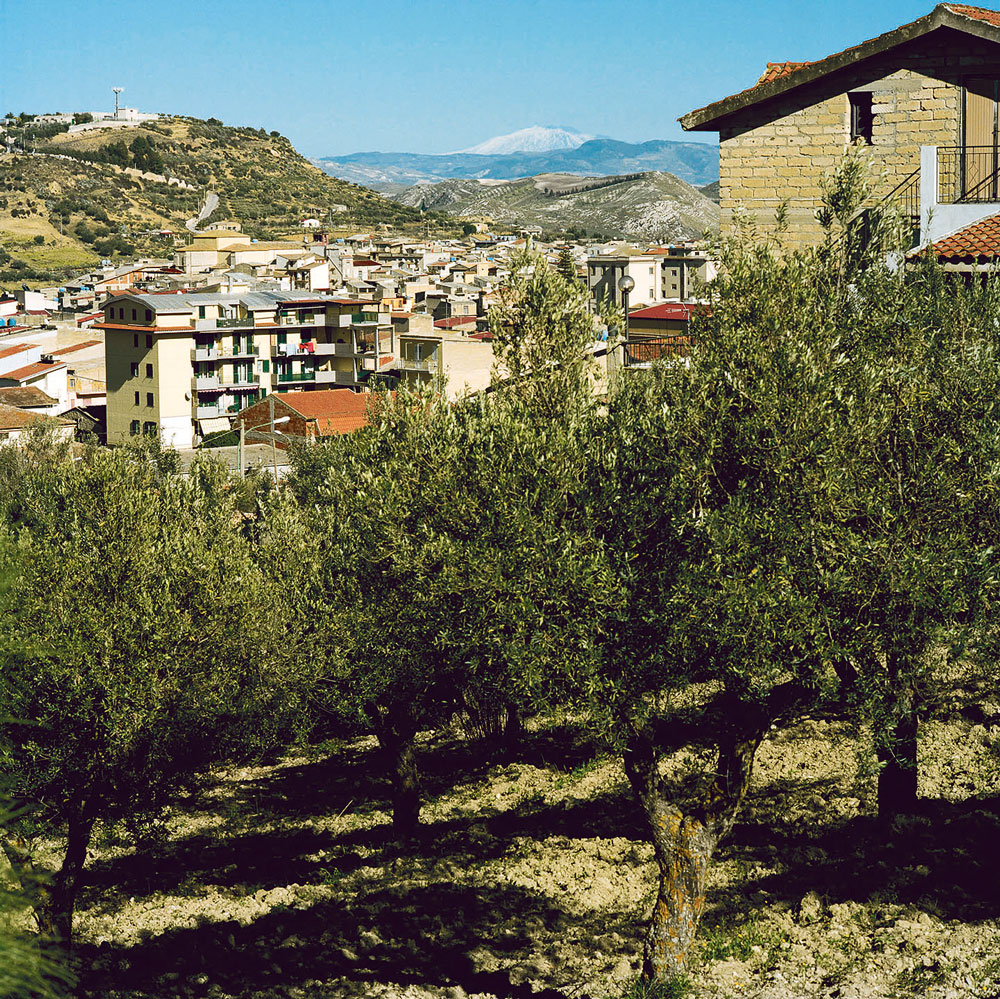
[97,291,397,447]
[587,251,665,307]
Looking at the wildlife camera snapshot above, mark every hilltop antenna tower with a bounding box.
[112,87,123,119]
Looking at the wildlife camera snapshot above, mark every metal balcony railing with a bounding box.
[623,336,692,366]
[938,146,1000,204]
[276,370,316,383]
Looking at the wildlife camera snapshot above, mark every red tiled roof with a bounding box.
[682,4,1000,129]
[434,316,479,329]
[756,61,813,84]
[1,360,66,382]
[924,212,1000,258]
[271,389,390,436]
[0,343,38,361]
[0,386,58,408]
[0,403,67,430]
[629,303,708,321]
[943,3,1000,26]
[50,340,101,356]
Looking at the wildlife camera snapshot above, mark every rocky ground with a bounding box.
[69,707,1000,999]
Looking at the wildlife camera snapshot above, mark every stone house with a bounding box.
[681,4,1000,250]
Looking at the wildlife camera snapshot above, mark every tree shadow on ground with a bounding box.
[76,882,597,999]
[705,793,1000,925]
[80,774,647,915]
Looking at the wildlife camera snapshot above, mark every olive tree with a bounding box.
[0,447,292,950]
[286,381,609,843]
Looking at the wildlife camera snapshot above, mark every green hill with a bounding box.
[0,116,431,285]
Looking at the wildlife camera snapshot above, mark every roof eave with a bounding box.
[679,5,998,131]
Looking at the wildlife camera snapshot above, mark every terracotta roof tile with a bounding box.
[756,61,813,84]
[0,343,38,361]
[1,361,66,382]
[272,389,382,435]
[924,212,1000,258]
[682,4,1000,129]
[629,303,708,321]
[942,3,1000,26]
[0,403,69,430]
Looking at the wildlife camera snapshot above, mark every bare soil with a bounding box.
[70,710,1000,999]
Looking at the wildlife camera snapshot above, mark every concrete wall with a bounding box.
[715,32,1000,248]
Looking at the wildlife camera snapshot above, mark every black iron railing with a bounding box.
[623,336,693,365]
[938,146,1000,204]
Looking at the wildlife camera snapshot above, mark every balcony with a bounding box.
[217,316,252,329]
[911,145,1000,248]
[312,341,355,357]
[360,353,397,372]
[196,403,229,419]
[194,374,220,390]
[276,370,316,384]
[399,356,439,372]
[315,369,357,386]
[218,345,260,359]
[193,346,217,362]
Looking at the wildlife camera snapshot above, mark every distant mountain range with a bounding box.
[391,171,720,242]
[456,125,596,155]
[314,136,719,192]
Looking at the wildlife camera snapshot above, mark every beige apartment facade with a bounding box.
[681,4,1000,249]
[98,292,397,447]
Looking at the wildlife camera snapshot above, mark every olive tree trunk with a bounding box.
[35,798,95,953]
[875,650,919,820]
[375,707,421,843]
[624,682,809,982]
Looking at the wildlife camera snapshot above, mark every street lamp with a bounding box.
[237,397,290,480]
[617,274,635,362]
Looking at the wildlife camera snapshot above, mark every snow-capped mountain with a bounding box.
[456,126,595,155]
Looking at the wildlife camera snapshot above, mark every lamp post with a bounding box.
[617,273,635,365]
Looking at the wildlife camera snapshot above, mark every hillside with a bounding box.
[315,138,719,190]
[393,171,720,241]
[0,117,426,283]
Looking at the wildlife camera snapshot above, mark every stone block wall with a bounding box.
[716,33,1000,248]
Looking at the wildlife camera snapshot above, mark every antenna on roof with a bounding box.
[112,87,123,120]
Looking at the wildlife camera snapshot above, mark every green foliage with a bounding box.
[0,440,298,944]
[618,973,694,999]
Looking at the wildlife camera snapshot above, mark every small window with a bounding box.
[849,92,873,143]
[262,360,270,373]
[649,266,654,275]
[198,306,206,319]
[145,309,152,323]
[145,363,153,378]
[130,420,141,435]
[133,333,139,348]
[143,422,157,437]
[146,393,154,407]
[131,308,137,321]
[134,391,140,405]
[146,334,153,348]
[130,362,139,377]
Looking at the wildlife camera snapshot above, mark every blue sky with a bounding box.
[0,0,975,156]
